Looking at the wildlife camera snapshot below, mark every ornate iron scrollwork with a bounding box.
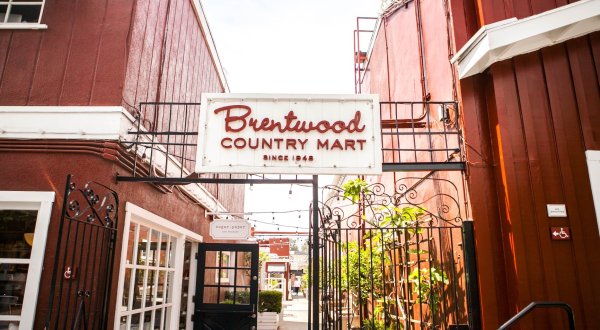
[319,176,463,231]
[63,176,118,229]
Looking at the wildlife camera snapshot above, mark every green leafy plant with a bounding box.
[362,317,387,330]
[224,290,251,304]
[258,290,283,313]
[408,267,449,314]
[342,178,370,202]
[340,241,386,301]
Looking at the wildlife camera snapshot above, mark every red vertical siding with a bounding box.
[122,0,223,107]
[450,0,600,326]
[460,33,600,328]
[0,31,42,103]
[0,0,135,105]
[459,74,511,327]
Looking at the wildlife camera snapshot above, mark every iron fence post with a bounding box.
[462,220,482,330]
[312,175,320,330]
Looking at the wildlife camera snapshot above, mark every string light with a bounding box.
[246,218,309,229]
[210,209,310,216]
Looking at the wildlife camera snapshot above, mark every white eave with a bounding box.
[0,106,228,215]
[451,0,600,79]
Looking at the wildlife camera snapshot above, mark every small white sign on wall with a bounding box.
[195,93,382,175]
[547,204,567,218]
[209,219,251,240]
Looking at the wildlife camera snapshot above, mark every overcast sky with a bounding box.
[202,0,379,94]
[201,0,379,233]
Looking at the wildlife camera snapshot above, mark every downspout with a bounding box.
[155,0,173,104]
[383,17,399,188]
[414,0,430,101]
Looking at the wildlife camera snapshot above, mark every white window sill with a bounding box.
[0,23,48,30]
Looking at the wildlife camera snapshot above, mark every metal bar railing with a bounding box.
[498,301,576,330]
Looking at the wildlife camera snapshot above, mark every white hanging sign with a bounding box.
[195,93,382,175]
[209,219,251,240]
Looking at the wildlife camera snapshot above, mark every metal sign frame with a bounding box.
[195,93,382,175]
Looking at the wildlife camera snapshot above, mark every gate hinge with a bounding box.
[191,313,195,322]
[195,252,198,260]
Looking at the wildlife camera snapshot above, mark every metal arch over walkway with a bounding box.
[115,98,474,329]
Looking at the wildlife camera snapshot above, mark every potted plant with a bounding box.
[257,290,283,330]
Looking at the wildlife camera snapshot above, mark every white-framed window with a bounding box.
[0,191,55,330]
[115,203,202,330]
[0,0,47,29]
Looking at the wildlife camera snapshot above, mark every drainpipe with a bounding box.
[414,0,430,101]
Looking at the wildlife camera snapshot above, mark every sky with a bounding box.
[201,0,380,233]
[202,0,379,94]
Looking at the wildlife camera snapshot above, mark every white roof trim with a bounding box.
[451,0,600,79]
[0,106,128,140]
[125,202,204,242]
[0,105,228,214]
[190,0,230,92]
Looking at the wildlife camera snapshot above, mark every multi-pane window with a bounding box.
[0,210,36,330]
[119,223,177,330]
[0,0,46,25]
[117,203,201,330]
[0,191,54,330]
[203,250,252,306]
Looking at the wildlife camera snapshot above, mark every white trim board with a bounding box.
[586,150,600,236]
[0,23,48,30]
[125,202,204,242]
[0,106,130,140]
[451,0,600,79]
[0,106,229,214]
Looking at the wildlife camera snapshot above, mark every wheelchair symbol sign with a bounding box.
[550,227,571,240]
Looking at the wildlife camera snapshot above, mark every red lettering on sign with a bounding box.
[214,105,366,134]
[221,137,232,149]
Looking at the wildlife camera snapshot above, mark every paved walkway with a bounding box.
[278,294,309,330]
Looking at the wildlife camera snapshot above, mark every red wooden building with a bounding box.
[357,0,600,328]
[0,1,244,329]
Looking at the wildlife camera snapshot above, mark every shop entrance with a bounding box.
[194,243,259,329]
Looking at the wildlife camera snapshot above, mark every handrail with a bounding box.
[498,301,575,330]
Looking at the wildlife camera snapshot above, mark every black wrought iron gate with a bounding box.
[315,177,479,330]
[44,175,119,329]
